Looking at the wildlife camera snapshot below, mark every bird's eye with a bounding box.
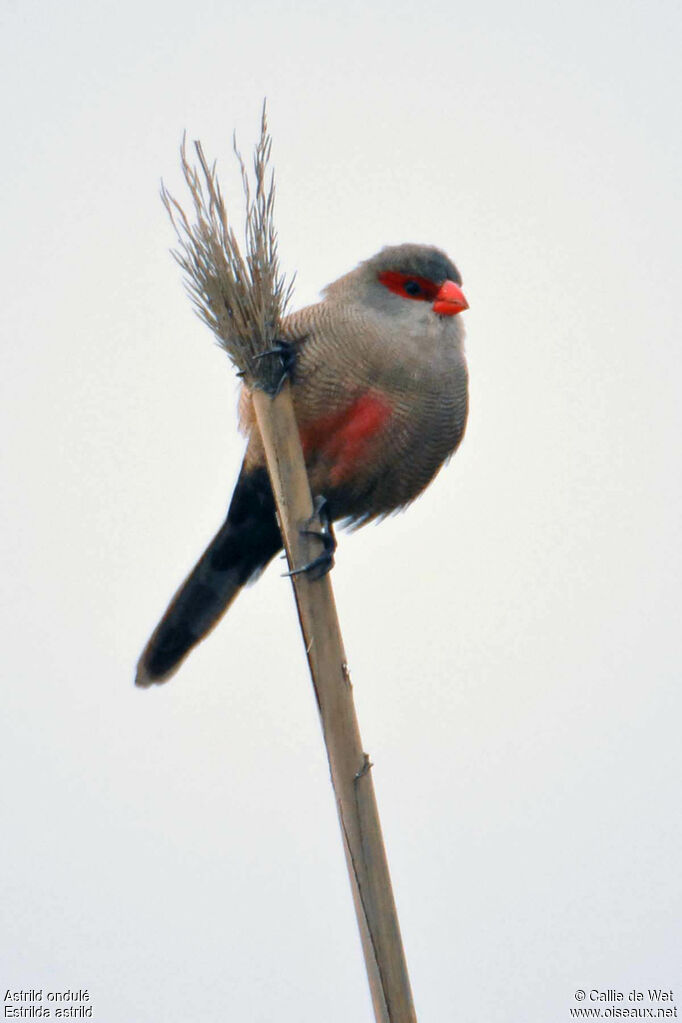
[378,270,438,302]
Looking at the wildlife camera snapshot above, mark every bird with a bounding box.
[136,243,469,686]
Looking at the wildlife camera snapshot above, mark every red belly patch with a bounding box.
[300,392,393,486]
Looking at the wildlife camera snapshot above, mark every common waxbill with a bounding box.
[136,243,469,686]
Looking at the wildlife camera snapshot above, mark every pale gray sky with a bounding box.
[2,1,681,1020]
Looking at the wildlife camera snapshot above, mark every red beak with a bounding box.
[433,279,469,316]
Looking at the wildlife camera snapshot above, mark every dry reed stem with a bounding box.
[161,105,417,1023]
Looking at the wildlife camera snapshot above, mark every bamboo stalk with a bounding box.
[161,105,417,1022]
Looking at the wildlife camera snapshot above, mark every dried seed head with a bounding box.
[161,103,294,394]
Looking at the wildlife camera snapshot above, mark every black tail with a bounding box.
[135,466,281,686]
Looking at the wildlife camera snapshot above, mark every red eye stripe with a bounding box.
[377,271,440,302]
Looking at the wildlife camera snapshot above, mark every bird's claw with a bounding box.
[285,496,337,580]
[254,339,297,395]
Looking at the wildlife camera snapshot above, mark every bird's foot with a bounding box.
[254,339,297,395]
[285,496,337,580]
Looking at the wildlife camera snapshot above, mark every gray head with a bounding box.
[323,243,467,321]
[362,244,462,286]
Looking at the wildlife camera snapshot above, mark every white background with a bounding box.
[1,1,681,1020]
